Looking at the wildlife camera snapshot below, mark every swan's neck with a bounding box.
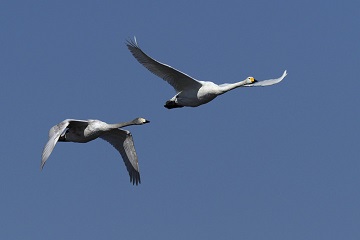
[218,80,248,94]
[107,121,135,129]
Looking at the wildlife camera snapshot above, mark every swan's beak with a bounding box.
[253,79,258,83]
[145,120,150,123]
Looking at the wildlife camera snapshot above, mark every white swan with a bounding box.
[126,38,287,109]
[41,117,150,185]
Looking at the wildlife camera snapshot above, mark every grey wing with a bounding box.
[126,38,202,92]
[244,70,287,87]
[100,129,141,185]
[41,120,70,169]
[41,119,89,170]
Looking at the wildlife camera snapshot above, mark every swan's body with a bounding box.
[41,118,150,185]
[126,38,287,109]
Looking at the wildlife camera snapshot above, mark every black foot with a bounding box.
[164,101,184,109]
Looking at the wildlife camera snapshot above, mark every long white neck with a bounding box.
[218,79,248,94]
[107,120,137,129]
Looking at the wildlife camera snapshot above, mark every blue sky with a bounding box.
[1,0,360,239]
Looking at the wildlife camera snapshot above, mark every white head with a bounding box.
[245,76,257,84]
[133,117,150,125]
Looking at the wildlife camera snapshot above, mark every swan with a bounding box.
[126,38,287,109]
[41,117,150,185]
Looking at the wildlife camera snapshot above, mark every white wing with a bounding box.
[41,119,89,170]
[126,38,202,92]
[244,70,287,87]
[100,129,141,185]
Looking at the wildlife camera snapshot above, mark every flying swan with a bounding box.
[126,38,287,109]
[41,117,150,185]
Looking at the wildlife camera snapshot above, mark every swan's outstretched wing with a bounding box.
[126,38,202,92]
[100,129,141,185]
[244,70,287,87]
[41,119,89,170]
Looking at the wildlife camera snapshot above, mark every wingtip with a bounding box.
[280,70,288,79]
[130,172,141,186]
[125,36,139,48]
[40,161,45,171]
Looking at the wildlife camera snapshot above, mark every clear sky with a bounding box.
[1,0,360,239]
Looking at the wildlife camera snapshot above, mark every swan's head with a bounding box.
[133,117,150,125]
[246,77,257,84]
